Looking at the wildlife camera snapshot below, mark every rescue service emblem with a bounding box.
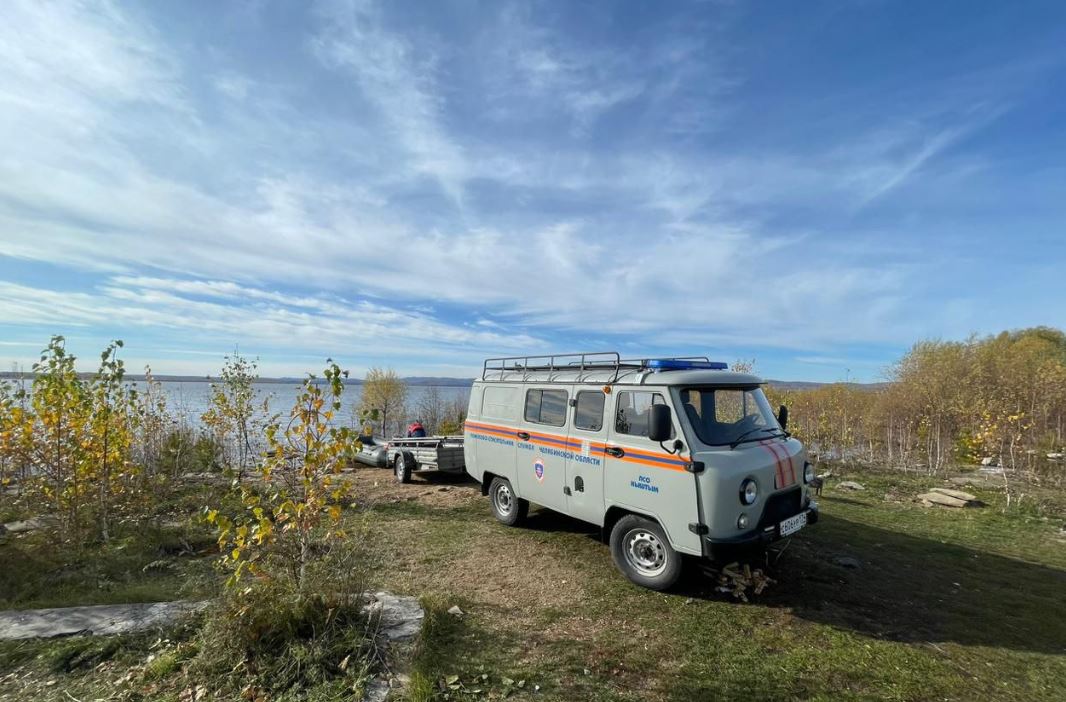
[534,459,545,481]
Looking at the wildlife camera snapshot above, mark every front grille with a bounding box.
[757,487,801,530]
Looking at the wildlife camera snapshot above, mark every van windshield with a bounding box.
[678,387,782,446]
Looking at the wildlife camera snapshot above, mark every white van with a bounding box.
[464,353,818,590]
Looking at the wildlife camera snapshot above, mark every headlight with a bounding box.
[740,478,758,505]
[737,513,750,529]
[803,462,815,484]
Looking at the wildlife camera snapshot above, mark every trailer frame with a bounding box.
[385,435,466,483]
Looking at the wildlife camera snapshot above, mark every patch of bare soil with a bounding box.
[442,533,588,611]
[362,476,675,700]
[344,466,483,509]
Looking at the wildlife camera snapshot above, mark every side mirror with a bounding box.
[648,404,673,442]
[777,405,789,431]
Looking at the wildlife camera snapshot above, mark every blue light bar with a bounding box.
[647,359,728,371]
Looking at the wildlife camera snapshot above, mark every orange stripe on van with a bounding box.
[464,420,688,472]
[760,440,786,488]
[762,439,798,488]
[618,454,689,472]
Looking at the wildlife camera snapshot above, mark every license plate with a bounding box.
[779,512,807,537]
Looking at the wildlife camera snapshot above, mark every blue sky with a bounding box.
[1,0,1064,382]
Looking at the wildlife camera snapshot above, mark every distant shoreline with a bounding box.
[0,372,476,387]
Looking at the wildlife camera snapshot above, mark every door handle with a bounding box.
[604,446,625,458]
[517,431,530,440]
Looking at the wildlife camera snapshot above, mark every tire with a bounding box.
[609,515,682,591]
[488,477,528,526]
[394,451,414,484]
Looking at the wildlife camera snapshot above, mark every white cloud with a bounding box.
[0,277,543,365]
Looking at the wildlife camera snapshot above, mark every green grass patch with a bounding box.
[0,523,219,610]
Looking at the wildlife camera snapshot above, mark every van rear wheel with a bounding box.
[488,477,528,526]
[609,515,682,591]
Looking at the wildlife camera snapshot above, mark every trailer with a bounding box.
[386,436,466,483]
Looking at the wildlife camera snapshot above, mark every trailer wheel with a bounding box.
[394,451,414,484]
[609,515,682,591]
[488,477,528,526]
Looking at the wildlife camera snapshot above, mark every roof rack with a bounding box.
[481,352,724,383]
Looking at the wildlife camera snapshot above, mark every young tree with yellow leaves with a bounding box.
[27,336,91,536]
[85,340,141,542]
[208,360,360,590]
[202,351,264,482]
[358,367,407,437]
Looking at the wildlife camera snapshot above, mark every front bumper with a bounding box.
[703,503,819,561]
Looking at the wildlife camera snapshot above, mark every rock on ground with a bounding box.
[930,487,977,501]
[918,492,979,508]
[360,593,425,701]
[2,517,47,534]
[836,481,865,491]
[0,601,209,640]
[361,591,424,642]
[832,555,861,569]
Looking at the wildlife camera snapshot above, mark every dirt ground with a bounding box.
[346,465,484,510]
[345,465,675,699]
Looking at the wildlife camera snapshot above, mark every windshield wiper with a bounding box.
[730,427,781,449]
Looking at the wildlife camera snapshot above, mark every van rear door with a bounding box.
[602,389,702,556]
[465,384,519,486]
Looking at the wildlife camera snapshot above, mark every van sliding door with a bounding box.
[514,386,570,512]
[564,389,608,526]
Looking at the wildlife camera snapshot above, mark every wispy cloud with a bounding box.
[845,103,1011,207]
[310,0,468,202]
[0,277,542,371]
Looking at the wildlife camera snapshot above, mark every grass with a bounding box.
[0,479,224,611]
[1,465,1064,700]
[0,522,219,611]
[355,465,1066,701]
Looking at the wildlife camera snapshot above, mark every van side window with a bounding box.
[574,391,605,431]
[524,389,568,426]
[615,391,673,438]
[482,386,517,420]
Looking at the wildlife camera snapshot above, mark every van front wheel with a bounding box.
[488,477,528,526]
[610,515,682,591]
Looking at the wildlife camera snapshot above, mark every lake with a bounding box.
[142,381,470,432]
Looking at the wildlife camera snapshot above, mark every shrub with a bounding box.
[188,541,374,699]
[159,428,224,475]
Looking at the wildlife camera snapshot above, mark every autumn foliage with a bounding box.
[206,360,361,589]
[0,337,145,543]
[769,327,1066,482]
